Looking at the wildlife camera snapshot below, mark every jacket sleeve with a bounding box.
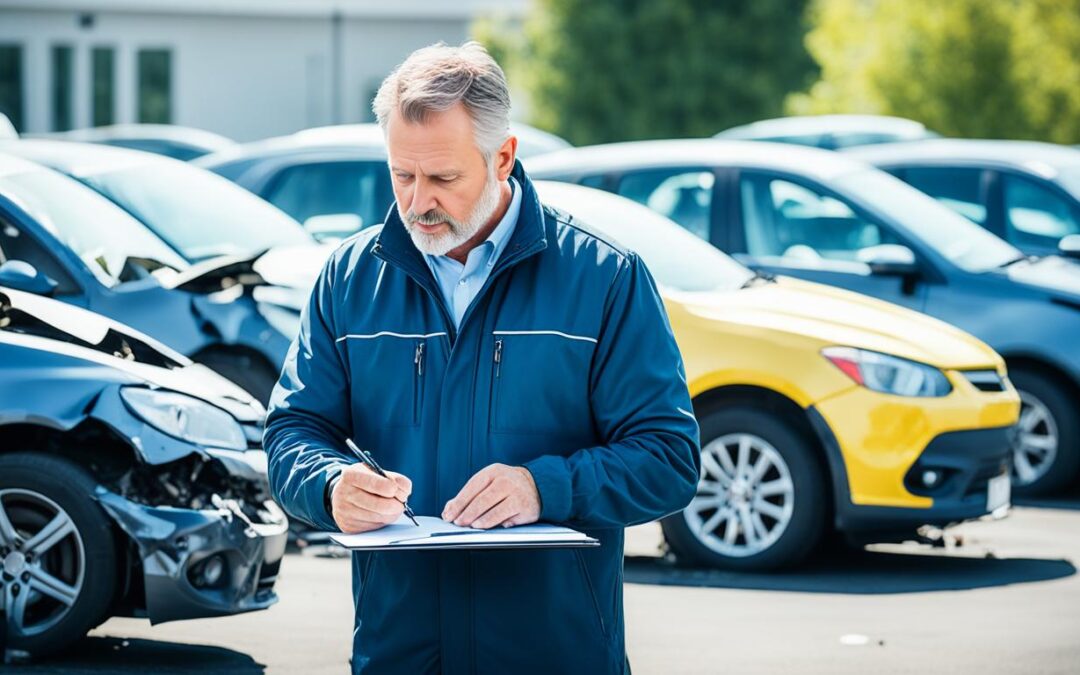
[262,253,352,531]
[523,253,701,529]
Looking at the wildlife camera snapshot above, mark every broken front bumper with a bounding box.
[95,487,288,624]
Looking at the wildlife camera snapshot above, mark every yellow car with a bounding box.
[536,181,1021,570]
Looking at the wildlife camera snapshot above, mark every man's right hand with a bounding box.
[330,463,413,533]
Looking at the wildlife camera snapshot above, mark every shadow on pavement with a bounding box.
[624,545,1076,594]
[1014,495,1080,511]
[4,636,265,674]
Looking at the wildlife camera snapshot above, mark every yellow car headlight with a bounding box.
[822,346,952,398]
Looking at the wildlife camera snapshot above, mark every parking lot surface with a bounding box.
[10,498,1080,674]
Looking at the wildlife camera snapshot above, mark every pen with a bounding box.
[345,438,420,527]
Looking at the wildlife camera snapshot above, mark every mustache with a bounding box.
[406,208,459,228]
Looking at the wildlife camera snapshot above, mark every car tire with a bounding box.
[0,452,119,658]
[661,405,827,571]
[1008,368,1079,496]
[196,350,279,405]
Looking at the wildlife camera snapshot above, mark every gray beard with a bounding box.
[401,169,503,257]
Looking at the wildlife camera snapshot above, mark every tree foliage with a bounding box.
[789,0,1080,143]
[474,0,816,146]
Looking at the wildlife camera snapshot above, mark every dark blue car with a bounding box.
[847,139,1080,259]
[0,279,287,658]
[0,152,321,403]
[194,122,569,240]
[528,140,1080,496]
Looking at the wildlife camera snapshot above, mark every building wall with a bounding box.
[0,5,507,141]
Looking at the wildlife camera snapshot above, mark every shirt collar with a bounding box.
[424,176,522,271]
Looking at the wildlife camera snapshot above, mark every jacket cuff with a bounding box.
[309,463,346,531]
[523,455,573,523]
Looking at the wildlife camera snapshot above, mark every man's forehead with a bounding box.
[386,105,480,171]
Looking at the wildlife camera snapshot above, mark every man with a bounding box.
[264,42,700,674]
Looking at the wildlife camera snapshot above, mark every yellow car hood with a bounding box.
[670,276,1002,371]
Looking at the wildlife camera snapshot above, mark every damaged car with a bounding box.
[0,277,288,658]
[0,151,326,403]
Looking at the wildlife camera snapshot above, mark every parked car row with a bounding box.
[194,129,1036,565]
[528,140,1080,497]
[0,115,1072,656]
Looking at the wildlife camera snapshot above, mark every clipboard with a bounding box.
[329,515,599,551]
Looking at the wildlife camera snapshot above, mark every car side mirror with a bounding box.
[0,260,58,296]
[857,244,918,276]
[304,213,364,242]
[1059,234,1080,260]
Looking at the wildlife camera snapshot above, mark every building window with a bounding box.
[51,45,74,131]
[91,47,115,127]
[0,45,22,132]
[137,49,171,124]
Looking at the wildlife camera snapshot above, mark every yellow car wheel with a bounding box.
[662,405,827,571]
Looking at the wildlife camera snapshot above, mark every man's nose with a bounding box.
[411,178,439,216]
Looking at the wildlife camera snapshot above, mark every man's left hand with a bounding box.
[442,463,541,529]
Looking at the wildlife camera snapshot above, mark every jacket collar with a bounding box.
[373,160,548,280]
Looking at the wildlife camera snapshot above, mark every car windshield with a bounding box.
[536,182,754,292]
[0,168,188,286]
[836,169,1021,271]
[80,161,313,262]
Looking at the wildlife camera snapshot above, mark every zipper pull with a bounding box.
[493,339,503,377]
[415,342,425,377]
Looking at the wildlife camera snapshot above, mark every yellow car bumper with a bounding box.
[809,369,1020,532]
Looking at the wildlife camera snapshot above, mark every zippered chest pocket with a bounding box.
[340,332,443,429]
[489,331,596,435]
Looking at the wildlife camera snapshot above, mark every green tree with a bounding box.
[474,0,817,146]
[789,0,1080,143]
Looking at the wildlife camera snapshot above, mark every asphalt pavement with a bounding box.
[8,497,1080,674]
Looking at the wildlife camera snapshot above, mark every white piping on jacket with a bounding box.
[336,331,448,343]
[491,330,598,344]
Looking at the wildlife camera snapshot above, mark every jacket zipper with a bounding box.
[489,339,504,431]
[413,342,425,425]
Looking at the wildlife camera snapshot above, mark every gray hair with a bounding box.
[373,41,511,162]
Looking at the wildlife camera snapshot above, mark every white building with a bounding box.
[0,0,526,141]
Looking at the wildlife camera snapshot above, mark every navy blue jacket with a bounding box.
[264,163,700,674]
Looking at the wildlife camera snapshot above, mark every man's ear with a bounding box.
[496,135,518,181]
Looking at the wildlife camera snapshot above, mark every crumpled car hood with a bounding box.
[1,285,264,421]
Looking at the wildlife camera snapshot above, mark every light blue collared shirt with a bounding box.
[424,177,521,328]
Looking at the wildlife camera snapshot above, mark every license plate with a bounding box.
[987,472,1011,514]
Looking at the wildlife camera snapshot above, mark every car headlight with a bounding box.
[121,387,248,450]
[822,347,952,397]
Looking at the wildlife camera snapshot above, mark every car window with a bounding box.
[0,216,79,294]
[579,174,607,190]
[835,169,1019,272]
[0,168,187,287]
[739,174,897,263]
[264,161,393,231]
[903,167,987,224]
[616,169,713,241]
[1003,174,1079,247]
[102,138,203,161]
[536,182,753,292]
[829,132,907,149]
[82,161,313,262]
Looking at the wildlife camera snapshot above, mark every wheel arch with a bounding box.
[691,384,840,531]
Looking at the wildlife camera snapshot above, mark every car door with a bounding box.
[727,170,929,311]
